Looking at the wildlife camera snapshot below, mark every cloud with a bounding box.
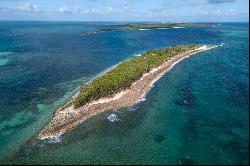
[163,0,207,8]
[58,6,71,14]
[76,5,116,15]
[224,8,239,16]
[0,2,41,13]
[75,5,102,15]
[17,2,40,12]
[73,0,135,16]
[200,11,209,15]
[147,8,168,17]
[107,6,113,12]
[121,0,130,9]
[200,9,222,16]
[212,9,222,16]
[75,6,82,14]
[207,0,236,4]
[136,7,168,18]
[0,7,13,13]
[84,7,99,14]
[200,8,242,16]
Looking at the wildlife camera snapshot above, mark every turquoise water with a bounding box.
[0,22,248,164]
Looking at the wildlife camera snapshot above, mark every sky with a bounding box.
[0,0,249,22]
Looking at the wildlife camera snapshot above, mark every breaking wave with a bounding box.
[107,114,120,122]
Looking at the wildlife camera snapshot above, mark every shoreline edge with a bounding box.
[38,45,217,140]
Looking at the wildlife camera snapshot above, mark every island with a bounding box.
[38,44,216,140]
[83,23,216,36]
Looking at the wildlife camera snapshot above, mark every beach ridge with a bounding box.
[38,45,215,140]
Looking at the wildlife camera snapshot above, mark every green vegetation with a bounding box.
[72,44,201,108]
[127,23,213,29]
[82,23,215,35]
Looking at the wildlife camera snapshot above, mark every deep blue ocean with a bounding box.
[0,21,248,164]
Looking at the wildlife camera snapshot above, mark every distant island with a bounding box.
[38,44,216,140]
[83,23,216,36]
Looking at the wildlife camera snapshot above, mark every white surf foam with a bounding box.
[173,27,184,28]
[47,136,61,144]
[107,114,119,122]
[41,132,63,143]
[139,96,146,102]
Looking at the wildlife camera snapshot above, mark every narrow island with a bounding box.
[38,44,215,140]
[83,23,216,36]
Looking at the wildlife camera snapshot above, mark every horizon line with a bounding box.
[0,20,249,23]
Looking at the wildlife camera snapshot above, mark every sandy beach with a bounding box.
[38,45,215,140]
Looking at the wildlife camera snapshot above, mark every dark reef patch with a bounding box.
[176,156,196,165]
[152,134,165,143]
[175,86,196,108]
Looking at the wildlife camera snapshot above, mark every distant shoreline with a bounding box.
[38,45,215,140]
[82,23,216,36]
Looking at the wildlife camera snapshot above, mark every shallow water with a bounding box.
[0,21,248,164]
